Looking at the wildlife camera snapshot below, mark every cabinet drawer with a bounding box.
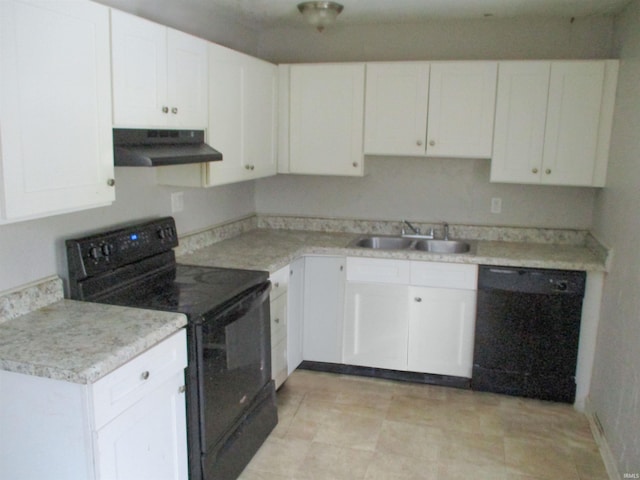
[271,338,288,389]
[91,329,187,429]
[270,265,290,300]
[270,293,287,345]
[410,262,478,290]
[347,257,410,284]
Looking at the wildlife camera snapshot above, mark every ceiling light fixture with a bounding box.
[297,1,344,32]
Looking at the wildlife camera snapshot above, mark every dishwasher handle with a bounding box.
[478,265,586,296]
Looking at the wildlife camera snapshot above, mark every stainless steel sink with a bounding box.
[351,235,472,254]
[354,236,413,250]
[414,239,471,253]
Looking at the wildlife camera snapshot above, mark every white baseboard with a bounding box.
[584,397,621,480]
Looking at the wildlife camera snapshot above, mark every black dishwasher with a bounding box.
[471,265,586,403]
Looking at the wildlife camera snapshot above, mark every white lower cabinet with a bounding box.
[287,258,305,374]
[269,266,290,389]
[302,256,346,363]
[343,283,410,370]
[0,330,188,480]
[343,257,477,378]
[407,286,476,377]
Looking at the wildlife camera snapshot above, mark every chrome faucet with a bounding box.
[401,220,434,239]
[443,222,449,240]
[401,220,421,236]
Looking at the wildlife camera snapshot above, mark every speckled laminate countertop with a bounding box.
[177,228,608,273]
[0,299,187,384]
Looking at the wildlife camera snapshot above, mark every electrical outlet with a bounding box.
[171,192,184,213]
[491,197,502,214]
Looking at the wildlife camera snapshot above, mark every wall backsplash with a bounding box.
[255,157,597,229]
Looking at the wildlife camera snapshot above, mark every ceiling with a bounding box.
[192,0,632,31]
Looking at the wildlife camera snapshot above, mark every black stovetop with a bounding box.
[92,263,268,319]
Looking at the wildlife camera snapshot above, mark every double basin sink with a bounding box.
[351,235,472,254]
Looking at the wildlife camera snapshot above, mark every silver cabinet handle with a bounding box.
[429,140,436,146]
[107,178,115,187]
[545,168,551,174]
[140,371,150,380]
[162,106,169,113]
[532,168,539,174]
[414,297,422,302]
[171,107,178,114]
[416,140,423,146]
[179,385,186,393]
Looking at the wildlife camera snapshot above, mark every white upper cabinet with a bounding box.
[286,63,366,176]
[427,62,497,158]
[364,62,429,156]
[111,9,208,129]
[206,44,277,185]
[156,43,277,187]
[364,61,497,158]
[0,0,115,223]
[491,60,618,187]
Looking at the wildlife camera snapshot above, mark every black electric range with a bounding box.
[66,217,277,480]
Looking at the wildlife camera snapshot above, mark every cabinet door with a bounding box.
[364,62,429,156]
[111,10,168,127]
[289,64,365,176]
[0,0,115,221]
[287,259,305,374]
[343,283,410,370]
[244,58,278,179]
[427,62,497,158]
[541,61,606,186]
[206,44,246,185]
[407,287,476,378]
[302,256,345,363]
[490,61,550,184]
[270,294,288,388]
[95,372,188,480]
[166,28,208,128]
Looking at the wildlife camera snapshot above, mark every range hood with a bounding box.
[113,128,223,166]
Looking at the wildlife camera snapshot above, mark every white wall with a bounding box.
[255,157,595,228]
[0,166,255,294]
[590,0,640,474]
[254,16,613,227]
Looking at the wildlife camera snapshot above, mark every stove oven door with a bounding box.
[190,280,277,479]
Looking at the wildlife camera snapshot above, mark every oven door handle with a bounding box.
[206,281,272,325]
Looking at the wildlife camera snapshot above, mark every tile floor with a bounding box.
[239,369,609,480]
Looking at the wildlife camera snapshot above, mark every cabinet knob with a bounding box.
[171,107,178,114]
[414,297,422,302]
[416,140,423,146]
[162,106,169,114]
[352,162,359,168]
[178,385,186,394]
[274,318,280,324]
[429,140,436,147]
[340,265,344,271]
[274,282,280,288]
[106,178,115,187]
[532,168,539,174]
[545,168,551,175]
[245,165,255,170]
[140,371,150,380]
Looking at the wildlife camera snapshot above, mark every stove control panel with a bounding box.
[66,217,179,279]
